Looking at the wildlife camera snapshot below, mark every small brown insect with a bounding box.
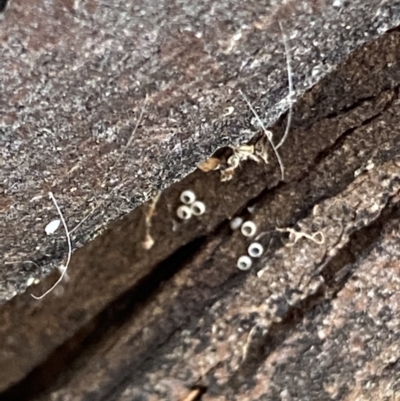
[220,135,270,182]
[198,157,221,172]
[198,133,270,181]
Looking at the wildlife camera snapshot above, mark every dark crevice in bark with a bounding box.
[0,236,207,401]
[0,0,8,12]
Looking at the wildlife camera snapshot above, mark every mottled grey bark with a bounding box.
[1,0,400,303]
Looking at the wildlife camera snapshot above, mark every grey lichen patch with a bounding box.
[2,0,400,302]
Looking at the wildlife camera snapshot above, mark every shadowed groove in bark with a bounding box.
[0,236,207,401]
[0,0,8,12]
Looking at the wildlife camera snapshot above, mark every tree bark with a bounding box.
[2,24,400,401]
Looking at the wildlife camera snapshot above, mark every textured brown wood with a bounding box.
[1,24,400,401]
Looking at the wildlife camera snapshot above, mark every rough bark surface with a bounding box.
[2,0,400,302]
[1,22,400,401]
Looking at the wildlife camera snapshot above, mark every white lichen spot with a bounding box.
[45,219,61,235]
[26,277,35,287]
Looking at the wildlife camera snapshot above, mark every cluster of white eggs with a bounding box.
[176,191,263,270]
[176,190,206,220]
[235,220,264,271]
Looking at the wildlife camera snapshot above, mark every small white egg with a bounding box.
[191,200,206,216]
[248,242,264,258]
[230,216,243,230]
[237,255,252,271]
[177,205,192,220]
[241,221,257,237]
[180,190,196,205]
